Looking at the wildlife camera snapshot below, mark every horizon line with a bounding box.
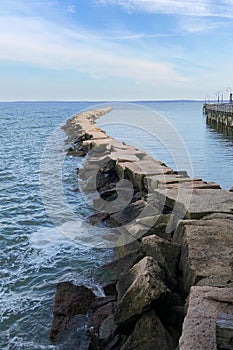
[0,99,205,103]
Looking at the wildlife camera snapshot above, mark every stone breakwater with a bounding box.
[50,108,233,349]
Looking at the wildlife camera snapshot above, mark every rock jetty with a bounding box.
[50,107,233,349]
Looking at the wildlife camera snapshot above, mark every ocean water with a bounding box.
[0,101,232,349]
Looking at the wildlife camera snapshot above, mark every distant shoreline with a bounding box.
[0,99,205,103]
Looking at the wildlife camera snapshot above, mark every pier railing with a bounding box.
[203,103,233,114]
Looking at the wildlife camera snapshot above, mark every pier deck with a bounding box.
[203,103,233,131]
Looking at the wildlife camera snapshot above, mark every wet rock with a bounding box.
[50,282,96,341]
[114,239,142,257]
[179,286,233,350]
[120,310,176,350]
[141,235,180,290]
[173,219,233,293]
[109,199,146,226]
[114,256,169,326]
[86,211,110,226]
[87,300,117,349]
[93,187,134,213]
[95,250,145,286]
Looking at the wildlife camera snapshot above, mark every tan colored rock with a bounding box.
[63,107,112,142]
[147,174,203,190]
[112,153,139,163]
[120,310,176,350]
[173,219,233,293]
[114,256,168,325]
[142,235,180,290]
[84,126,109,140]
[124,160,174,191]
[82,137,115,152]
[154,188,233,219]
[179,286,233,350]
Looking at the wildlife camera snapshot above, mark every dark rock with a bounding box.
[103,283,117,297]
[50,282,96,341]
[94,295,116,309]
[100,189,118,201]
[105,334,128,350]
[230,186,233,192]
[155,292,185,343]
[173,219,233,293]
[86,211,110,226]
[120,310,176,350]
[73,187,80,192]
[87,300,117,349]
[109,199,146,226]
[95,250,145,286]
[141,235,181,290]
[114,240,142,256]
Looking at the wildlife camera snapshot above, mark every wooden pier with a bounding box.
[203,103,233,132]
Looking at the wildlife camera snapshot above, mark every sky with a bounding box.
[1,0,233,101]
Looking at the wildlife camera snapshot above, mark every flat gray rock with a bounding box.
[173,218,233,292]
[114,256,168,325]
[154,188,233,219]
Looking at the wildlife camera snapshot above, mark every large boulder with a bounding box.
[141,235,181,290]
[154,188,233,219]
[50,282,96,341]
[116,160,173,191]
[179,286,233,350]
[114,256,169,326]
[173,218,233,293]
[120,310,176,350]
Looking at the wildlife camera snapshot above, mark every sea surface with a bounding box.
[1,101,232,349]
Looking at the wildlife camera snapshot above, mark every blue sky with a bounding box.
[1,0,233,100]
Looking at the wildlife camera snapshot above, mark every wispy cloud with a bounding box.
[0,16,186,86]
[96,0,233,18]
[67,5,76,14]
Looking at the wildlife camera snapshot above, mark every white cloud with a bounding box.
[0,16,186,86]
[179,17,226,33]
[67,5,76,14]
[96,0,233,18]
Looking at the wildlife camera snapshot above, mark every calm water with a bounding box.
[0,101,232,349]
